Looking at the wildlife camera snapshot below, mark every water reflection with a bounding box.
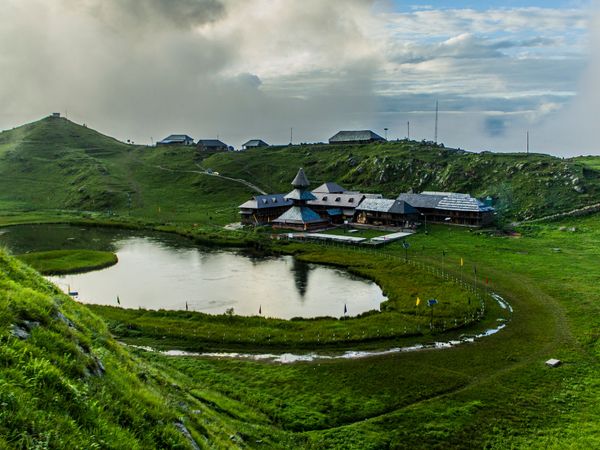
[0,224,386,319]
[291,259,310,297]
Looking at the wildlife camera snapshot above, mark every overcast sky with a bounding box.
[1,0,598,155]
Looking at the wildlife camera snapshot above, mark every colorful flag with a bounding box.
[416,297,421,306]
[344,304,348,315]
[460,257,464,267]
[117,296,120,305]
[186,301,188,311]
[259,305,262,315]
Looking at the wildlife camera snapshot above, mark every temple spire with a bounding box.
[291,168,310,188]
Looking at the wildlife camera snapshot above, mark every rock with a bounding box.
[568,227,577,232]
[573,185,585,193]
[55,311,75,328]
[559,226,567,231]
[545,358,561,368]
[175,422,201,450]
[11,324,30,340]
[22,320,40,331]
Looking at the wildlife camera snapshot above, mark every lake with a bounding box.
[0,224,386,319]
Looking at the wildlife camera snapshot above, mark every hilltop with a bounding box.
[1,116,600,224]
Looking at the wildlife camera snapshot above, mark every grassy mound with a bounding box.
[0,248,196,448]
[17,249,118,275]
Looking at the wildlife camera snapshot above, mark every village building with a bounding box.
[242,139,269,150]
[157,134,194,146]
[312,182,347,194]
[397,191,495,227]
[239,194,293,226]
[272,168,329,231]
[329,130,386,145]
[355,198,420,227]
[197,139,229,152]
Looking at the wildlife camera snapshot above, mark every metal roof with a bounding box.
[285,188,317,201]
[397,192,494,212]
[397,193,446,209]
[273,206,327,225]
[309,193,364,209]
[158,134,194,144]
[356,198,419,215]
[291,168,310,188]
[239,194,292,210]
[436,193,495,212]
[329,130,385,143]
[197,139,228,148]
[313,182,347,194]
[243,139,269,147]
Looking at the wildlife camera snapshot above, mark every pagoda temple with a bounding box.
[272,168,329,231]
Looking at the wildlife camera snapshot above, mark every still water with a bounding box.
[0,224,386,319]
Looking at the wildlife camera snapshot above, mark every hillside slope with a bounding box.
[1,116,600,222]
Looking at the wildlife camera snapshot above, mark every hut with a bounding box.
[355,198,420,227]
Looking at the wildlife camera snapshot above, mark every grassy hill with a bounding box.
[1,116,600,224]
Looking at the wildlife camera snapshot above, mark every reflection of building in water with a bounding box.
[291,258,310,297]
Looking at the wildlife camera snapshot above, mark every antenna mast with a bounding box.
[434,100,439,143]
[407,121,410,140]
[526,131,530,155]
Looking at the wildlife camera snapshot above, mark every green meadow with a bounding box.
[16,249,118,275]
[0,117,599,448]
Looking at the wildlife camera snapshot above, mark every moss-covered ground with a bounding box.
[16,249,118,275]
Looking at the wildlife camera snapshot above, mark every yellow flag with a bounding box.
[416,297,421,306]
[460,257,464,267]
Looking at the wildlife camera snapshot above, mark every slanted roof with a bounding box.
[329,130,385,143]
[285,188,317,201]
[158,134,194,144]
[436,193,495,212]
[313,182,347,194]
[397,192,446,209]
[309,193,364,209]
[356,198,419,215]
[397,192,494,212]
[291,168,310,188]
[197,139,227,148]
[243,139,269,147]
[239,194,292,210]
[273,206,327,225]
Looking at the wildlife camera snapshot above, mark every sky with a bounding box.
[0,0,598,156]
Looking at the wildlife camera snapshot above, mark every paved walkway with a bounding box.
[370,231,413,243]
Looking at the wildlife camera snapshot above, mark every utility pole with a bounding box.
[526,131,530,155]
[384,127,388,140]
[290,127,293,146]
[407,121,410,140]
[434,100,439,143]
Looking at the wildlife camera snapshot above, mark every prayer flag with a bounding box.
[416,297,421,306]
[460,257,464,267]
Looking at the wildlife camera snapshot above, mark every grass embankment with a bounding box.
[17,249,118,275]
[95,220,599,448]
[0,249,194,448]
[91,242,496,352]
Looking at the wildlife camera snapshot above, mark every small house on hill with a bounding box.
[355,198,419,227]
[329,130,386,145]
[243,139,269,150]
[197,139,229,152]
[157,134,194,146]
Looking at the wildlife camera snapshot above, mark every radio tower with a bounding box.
[434,100,439,143]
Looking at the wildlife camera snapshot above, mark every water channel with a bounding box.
[0,224,386,319]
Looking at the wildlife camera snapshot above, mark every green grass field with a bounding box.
[0,116,599,448]
[17,249,118,275]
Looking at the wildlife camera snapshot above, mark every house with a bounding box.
[355,198,420,227]
[272,168,329,231]
[239,194,293,226]
[157,134,194,146]
[243,139,269,150]
[397,191,495,227]
[197,139,229,152]
[329,130,386,145]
